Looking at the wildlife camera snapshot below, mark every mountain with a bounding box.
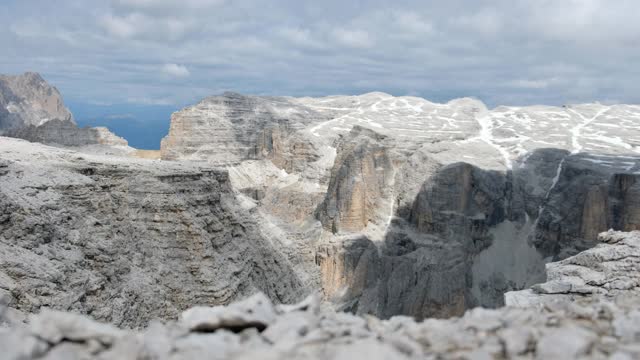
[1,86,640,359]
[0,72,129,151]
[160,91,640,317]
[3,230,639,358]
[0,72,74,129]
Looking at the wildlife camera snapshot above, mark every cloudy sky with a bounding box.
[2,0,639,109]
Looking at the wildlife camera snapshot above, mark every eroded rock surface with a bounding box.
[0,72,73,129]
[317,126,397,234]
[506,230,640,308]
[157,91,640,320]
[160,92,329,165]
[0,137,308,328]
[3,265,640,360]
[0,72,129,150]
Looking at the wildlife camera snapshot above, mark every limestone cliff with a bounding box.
[160,92,327,165]
[4,230,640,359]
[506,230,640,309]
[315,143,640,319]
[534,154,640,259]
[7,119,128,148]
[158,91,640,321]
[0,138,308,328]
[0,72,73,130]
[316,126,397,234]
[0,72,128,149]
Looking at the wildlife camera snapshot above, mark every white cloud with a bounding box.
[100,14,137,39]
[112,0,226,14]
[452,9,503,36]
[3,0,640,108]
[393,11,434,35]
[508,79,556,90]
[523,0,640,44]
[161,63,190,78]
[278,27,325,49]
[100,13,195,41]
[332,28,374,49]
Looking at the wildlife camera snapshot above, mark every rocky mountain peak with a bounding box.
[0,72,74,129]
[1,84,640,359]
[0,72,129,150]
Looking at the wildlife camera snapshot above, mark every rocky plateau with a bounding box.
[1,73,640,359]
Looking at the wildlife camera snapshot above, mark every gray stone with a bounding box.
[180,293,277,332]
[0,138,309,328]
[0,72,128,149]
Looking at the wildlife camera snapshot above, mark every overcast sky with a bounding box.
[2,0,639,108]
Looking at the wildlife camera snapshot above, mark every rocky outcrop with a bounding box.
[314,145,640,319]
[316,127,397,234]
[315,236,380,309]
[0,72,73,130]
[0,72,128,149]
[160,92,328,165]
[409,162,508,252]
[534,154,640,260]
[506,230,640,308]
[4,280,640,359]
[6,119,128,147]
[5,86,640,331]
[255,123,321,173]
[4,231,638,359]
[0,137,308,328]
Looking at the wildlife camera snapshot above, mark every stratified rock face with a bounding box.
[4,256,640,360]
[0,72,73,130]
[314,144,640,319]
[315,236,380,308]
[316,127,396,234]
[534,154,640,260]
[506,230,640,309]
[255,123,321,173]
[160,92,327,164]
[6,119,128,147]
[410,162,507,251]
[158,90,640,321]
[0,72,128,149]
[0,137,307,328]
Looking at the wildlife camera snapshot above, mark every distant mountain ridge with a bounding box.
[0,72,129,150]
[0,72,74,130]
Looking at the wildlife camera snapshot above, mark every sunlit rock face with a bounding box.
[0,138,308,328]
[316,126,397,234]
[506,230,640,309]
[7,119,128,147]
[158,91,640,320]
[0,72,73,130]
[160,92,329,165]
[0,72,128,149]
[3,85,640,332]
[3,232,640,359]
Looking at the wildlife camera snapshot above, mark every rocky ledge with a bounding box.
[2,231,639,359]
[506,230,640,309]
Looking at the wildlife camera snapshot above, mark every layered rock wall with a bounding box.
[316,127,396,234]
[0,72,128,149]
[160,92,327,164]
[0,139,307,328]
[6,119,128,147]
[4,230,640,360]
[0,72,73,130]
